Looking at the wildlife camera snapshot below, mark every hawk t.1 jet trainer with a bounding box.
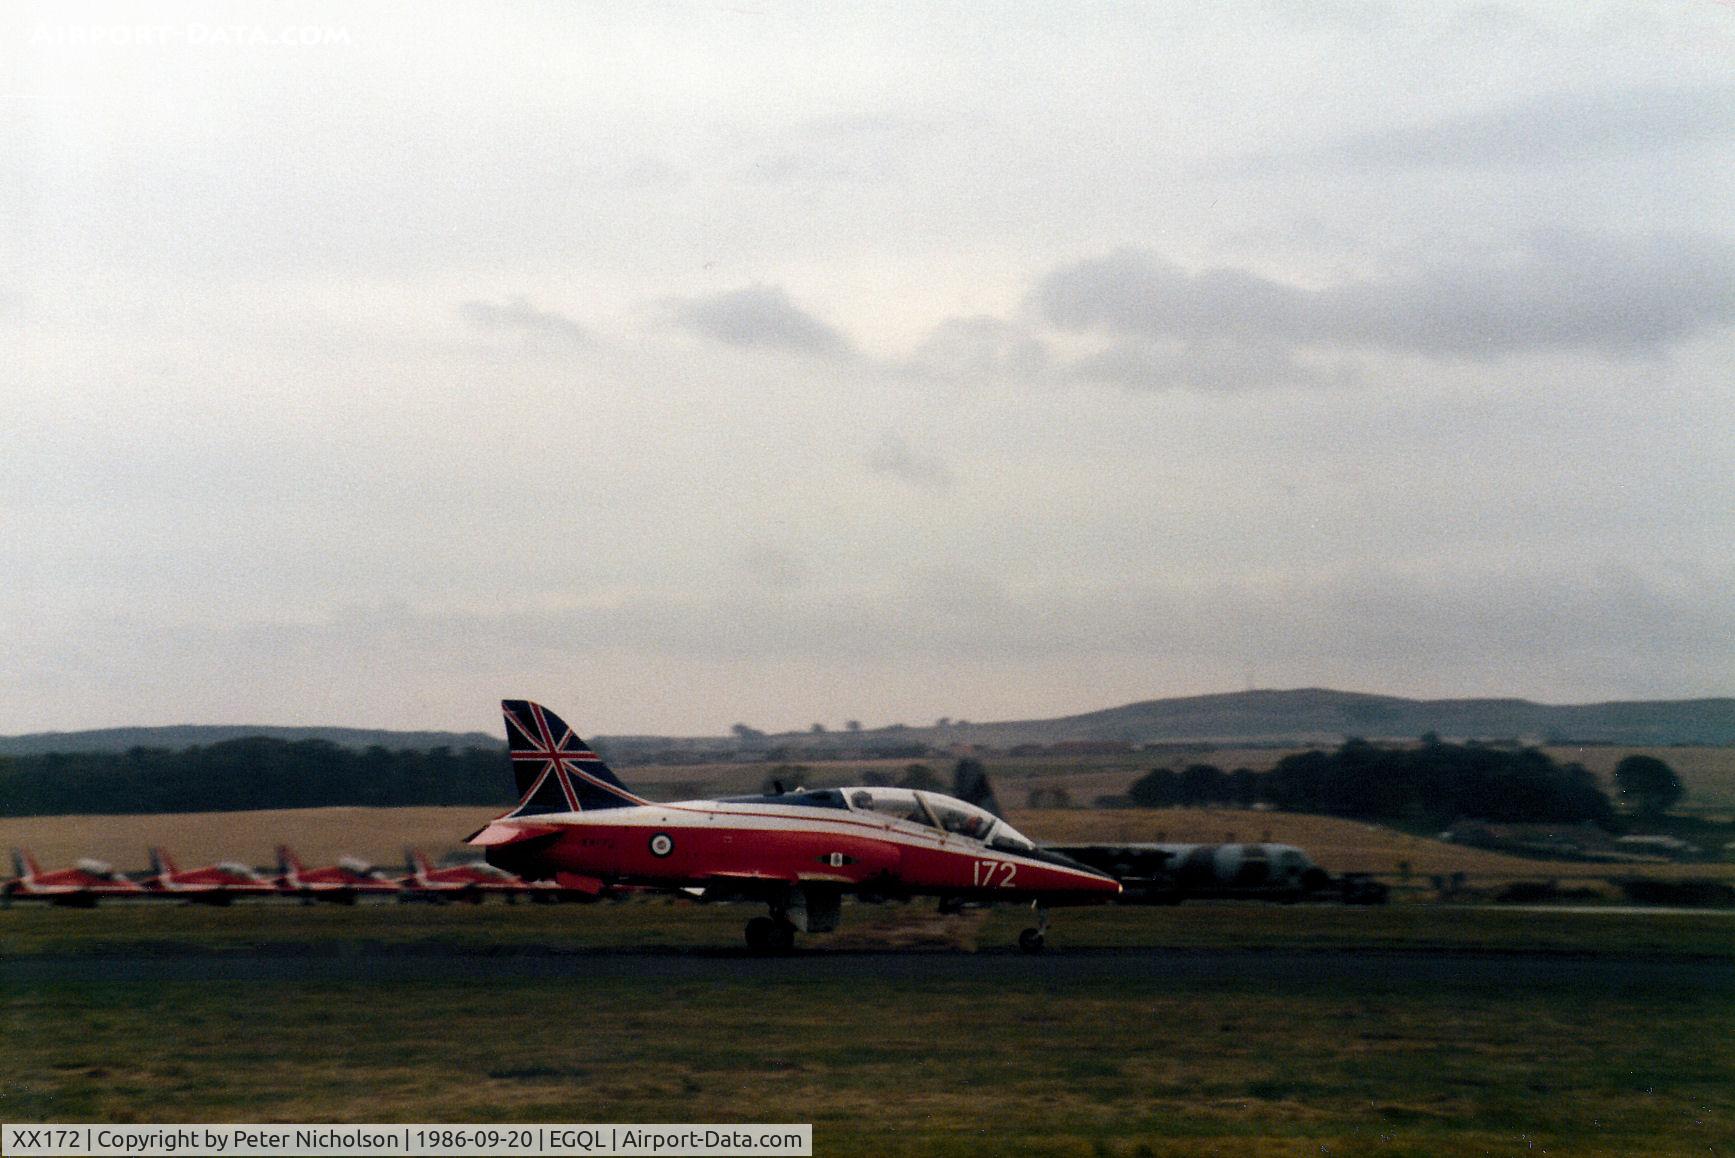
[468,700,1119,951]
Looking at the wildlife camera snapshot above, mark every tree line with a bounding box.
[3,732,1684,826]
[1129,737,1632,828]
[0,737,513,817]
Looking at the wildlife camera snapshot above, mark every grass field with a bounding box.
[8,765,1732,1152]
[1542,746,1735,812]
[3,903,1732,1155]
[5,965,1731,1155]
[5,897,1735,959]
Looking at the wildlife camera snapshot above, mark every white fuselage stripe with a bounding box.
[508,802,1111,886]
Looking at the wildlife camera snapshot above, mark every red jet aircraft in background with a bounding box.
[277,846,401,904]
[401,848,540,903]
[146,847,279,904]
[468,700,1120,952]
[5,849,146,907]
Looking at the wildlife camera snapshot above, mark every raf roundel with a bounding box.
[648,833,675,858]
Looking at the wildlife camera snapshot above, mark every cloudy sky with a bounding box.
[4,1,1732,737]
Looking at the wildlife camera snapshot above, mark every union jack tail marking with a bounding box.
[500,700,645,817]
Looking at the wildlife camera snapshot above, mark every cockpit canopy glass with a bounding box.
[848,788,933,826]
[924,796,995,840]
[985,823,1036,854]
[718,788,850,809]
[846,789,1038,852]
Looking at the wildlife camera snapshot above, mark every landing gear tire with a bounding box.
[766,920,796,954]
[745,916,796,954]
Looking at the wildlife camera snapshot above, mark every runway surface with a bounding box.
[4,945,1731,988]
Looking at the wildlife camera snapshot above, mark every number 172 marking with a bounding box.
[972,859,1017,887]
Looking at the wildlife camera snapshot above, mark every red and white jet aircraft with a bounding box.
[277,846,401,904]
[5,849,147,907]
[468,700,1120,951]
[146,847,279,904]
[400,847,538,903]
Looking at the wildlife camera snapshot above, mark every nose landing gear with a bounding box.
[1017,901,1050,954]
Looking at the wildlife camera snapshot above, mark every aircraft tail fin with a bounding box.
[277,845,303,884]
[406,848,433,881]
[12,848,40,881]
[952,758,1005,819]
[149,847,177,881]
[501,700,646,816]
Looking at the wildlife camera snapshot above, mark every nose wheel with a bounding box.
[1017,901,1051,954]
[745,915,796,954]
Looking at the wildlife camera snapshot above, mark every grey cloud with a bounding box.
[907,316,1051,381]
[458,296,589,344]
[1329,84,1735,169]
[14,5,1735,737]
[867,433,957,494]
[668,284,853,359]
[1037,235,1735,359]
[1040,252,1297,344]
[1069,338,1339,393]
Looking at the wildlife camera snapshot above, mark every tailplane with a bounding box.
[500,700,646,816]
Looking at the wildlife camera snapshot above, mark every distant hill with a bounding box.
[706,689,1735,752]
[916,689,1735,748]
[0,724,501,758]
[3,689,1730,760]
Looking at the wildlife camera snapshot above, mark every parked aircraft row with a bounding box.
[2,846,568,906]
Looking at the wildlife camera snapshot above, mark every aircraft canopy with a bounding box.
[848,788,1037,852]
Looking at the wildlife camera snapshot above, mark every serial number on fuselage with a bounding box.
[971,859,1017,887]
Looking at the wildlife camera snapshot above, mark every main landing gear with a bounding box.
[1018,901,1051,954]
[743,887,839,954]
[744,914,796,955]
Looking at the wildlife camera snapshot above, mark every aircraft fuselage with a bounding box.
[473,792,1119,904]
